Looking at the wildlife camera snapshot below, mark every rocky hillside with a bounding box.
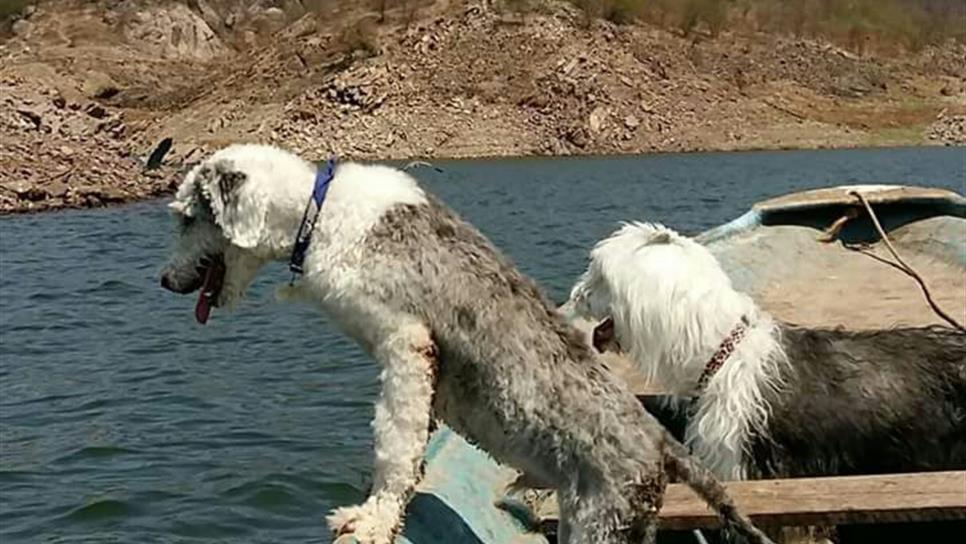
[2,0,964,213]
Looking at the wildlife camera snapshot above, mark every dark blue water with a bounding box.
[1,147,964,543]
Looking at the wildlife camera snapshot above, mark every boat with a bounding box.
[336,184,966,544]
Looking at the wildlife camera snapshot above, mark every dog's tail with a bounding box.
[663,438,775,544]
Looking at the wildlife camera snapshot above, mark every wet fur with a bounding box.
[751,326,966,477]
[650,325,966,476]
[160,145,773,544]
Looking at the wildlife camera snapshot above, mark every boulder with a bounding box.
[11,19,31,36]
[588,106,607,133]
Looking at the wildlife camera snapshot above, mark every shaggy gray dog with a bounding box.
[159,144,772,544]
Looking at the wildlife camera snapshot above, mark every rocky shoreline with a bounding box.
[4,140,964,217]
[2,1,964,215]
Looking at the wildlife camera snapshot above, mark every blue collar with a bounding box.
[289,158,336,277]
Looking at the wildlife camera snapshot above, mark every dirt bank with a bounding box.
[2,0,964,214]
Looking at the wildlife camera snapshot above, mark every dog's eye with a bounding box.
[178,215,196,231]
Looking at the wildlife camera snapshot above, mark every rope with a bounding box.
[847,190,966,332]
[817,207,858,243]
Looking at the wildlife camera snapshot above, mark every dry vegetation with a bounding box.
[565,0,965,51]
[1,0,29,22]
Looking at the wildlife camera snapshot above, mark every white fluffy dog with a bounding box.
[566,222,966,482]
[159,145,773,544]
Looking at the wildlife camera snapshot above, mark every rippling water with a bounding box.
[2,147,964,542]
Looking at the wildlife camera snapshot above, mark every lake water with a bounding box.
[1,147,964,543]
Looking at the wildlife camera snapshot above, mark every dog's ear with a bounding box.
[196,159,266,248]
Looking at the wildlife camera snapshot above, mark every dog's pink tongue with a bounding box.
[194,259,223,325]
[195,266,216,325]
[195,289,211,325]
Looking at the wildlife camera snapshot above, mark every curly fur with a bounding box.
[159,145,773,544]
[567,221,966,481]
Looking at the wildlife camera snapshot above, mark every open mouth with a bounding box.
[592,317,621,354]
[194,255,225,325]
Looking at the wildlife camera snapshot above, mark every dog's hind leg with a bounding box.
[559,483,649,544]
[662,439,774,544]
[327,321,437,544]
[558,489,622,544]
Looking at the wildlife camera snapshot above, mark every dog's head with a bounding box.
[568,221,756,382]
[566,223,707,353]
[566,254,619,354]
[159,144,315,323]
[567,223,682,353]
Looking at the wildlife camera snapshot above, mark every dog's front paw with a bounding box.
[326,500,399,544]
[327,504,367,536]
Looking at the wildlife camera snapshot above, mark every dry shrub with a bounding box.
[1,0,28,21]
[746,0,964,51]
[679,0,728,36]
[572,0,647,25]
[569,0,729,34]
[338,15,381,57]
[365,0,428,26]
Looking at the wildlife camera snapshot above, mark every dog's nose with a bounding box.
[160,273,174,292]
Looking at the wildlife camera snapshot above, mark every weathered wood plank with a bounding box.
[538,471,966,531]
